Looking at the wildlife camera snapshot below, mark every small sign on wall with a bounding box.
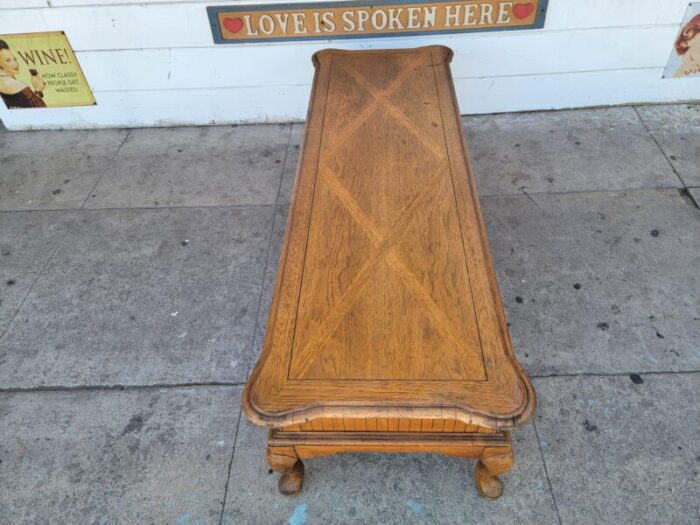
[0,31,95,109]
[208,0,548,44]
[664,3,700,78]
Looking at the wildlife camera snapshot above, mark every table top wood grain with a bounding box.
[243,46,536,430]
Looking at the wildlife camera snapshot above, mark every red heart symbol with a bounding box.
[513,2,535,20]
[223,17,244,34]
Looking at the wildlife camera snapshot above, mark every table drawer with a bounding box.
[283,418,497,433]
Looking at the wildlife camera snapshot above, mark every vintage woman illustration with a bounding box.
[0,39,46,108]
[673,13,700,78]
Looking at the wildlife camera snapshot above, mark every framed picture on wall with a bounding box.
[663,3,700,78]
[0,31,95,109]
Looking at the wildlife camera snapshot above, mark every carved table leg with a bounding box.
[267,445,304,496]
[474,446,514,499]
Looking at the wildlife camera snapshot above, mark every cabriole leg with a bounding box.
[266,445,304,496]
[474,446,514,499]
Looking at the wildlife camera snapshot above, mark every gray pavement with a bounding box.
[0,104,698,524]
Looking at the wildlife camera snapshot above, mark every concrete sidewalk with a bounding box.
[0,104,698,525]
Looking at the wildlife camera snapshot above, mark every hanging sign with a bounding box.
[0,31,95,109]
[208,0,548,44]
[663,3,700,79]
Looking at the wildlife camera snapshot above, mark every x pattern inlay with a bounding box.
[289,52,486,381]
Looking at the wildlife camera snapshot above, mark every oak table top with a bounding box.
[243,45,535,434]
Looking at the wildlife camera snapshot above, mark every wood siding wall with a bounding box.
[0,0,697,129]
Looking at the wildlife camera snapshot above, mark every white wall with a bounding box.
[0,0,698,129]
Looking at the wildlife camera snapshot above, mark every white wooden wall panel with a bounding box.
[74,26,681,93]
[0,1,692,52]
[544,0,690,29]
[0,0,698,129]
[34,0,692,31]
[1,0,691,31]
[0,85,310,130]
[454,69,699,114]
[0,1,47,8]
[2,68,697,130]
[51,0,221,6]
[0,5,214,50]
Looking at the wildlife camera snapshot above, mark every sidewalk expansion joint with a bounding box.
[219,410,243,525]
[632,105,687,188]
[532,419,564,525]
[2,371,697,394]
[0,381,246,394]
[531,370,699,380]
[678,188,700,209]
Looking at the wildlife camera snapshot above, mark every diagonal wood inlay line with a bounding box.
[318,164,486,377]
[337,61,447,161]
[384,252,485,376]
[290,160,448,378]
[320,54,427,163]
[319,165,383,244]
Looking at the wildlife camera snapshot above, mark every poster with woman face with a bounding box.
[0,31,95,109]
[664,3,700,78]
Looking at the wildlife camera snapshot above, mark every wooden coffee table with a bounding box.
[243,45,536,499]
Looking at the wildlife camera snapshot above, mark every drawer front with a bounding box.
[283,418,496,433]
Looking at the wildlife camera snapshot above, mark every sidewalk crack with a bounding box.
[0,381,246,394]
[275,123,295,203]
[532,370,700,380]
[219,410,243,525]
[0,227,68,345]
[80,129,132,209]
[518,186,543,211]
[532,420,563,525]
[632,106,687,188]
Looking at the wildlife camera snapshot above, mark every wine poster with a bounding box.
[0,31,95,109]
